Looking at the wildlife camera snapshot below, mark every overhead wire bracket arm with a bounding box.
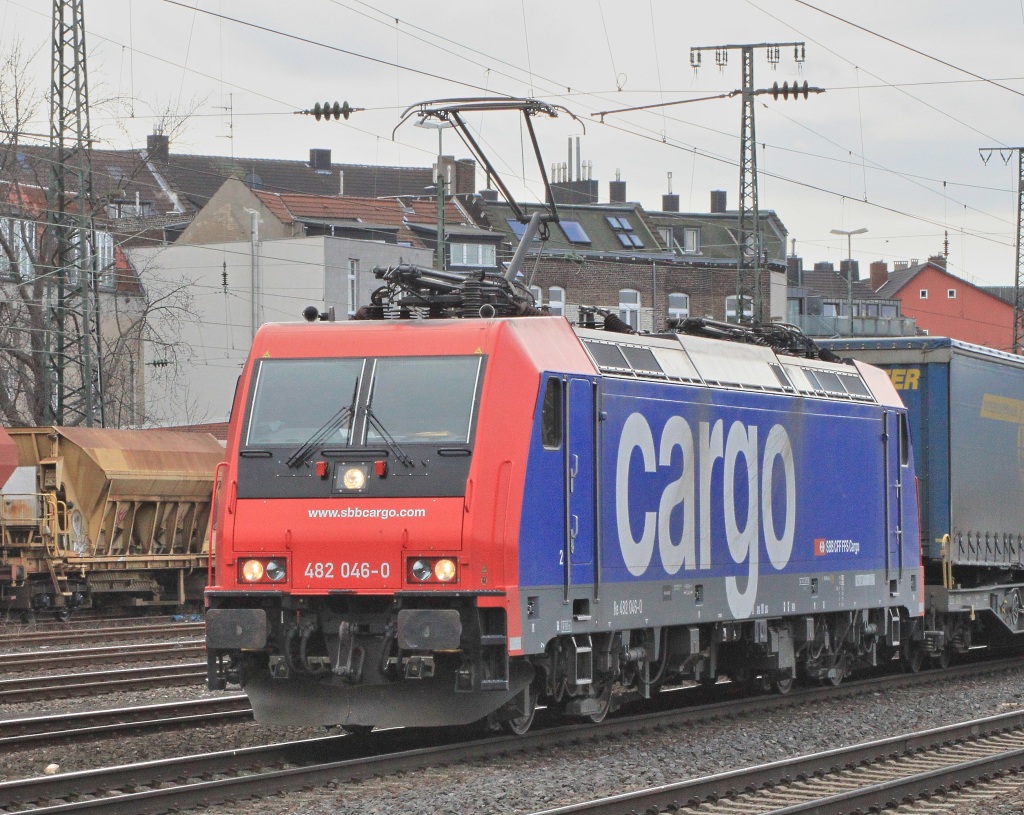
[592,91,739,120]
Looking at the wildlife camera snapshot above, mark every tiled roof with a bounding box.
[472,199,665,256]
[251,191,486,248]
[798,268,892,301]
[875,264,925,297]
[984,286,1018,305]
[160,154,436,209]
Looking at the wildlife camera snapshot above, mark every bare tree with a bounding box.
[0,40,198,428]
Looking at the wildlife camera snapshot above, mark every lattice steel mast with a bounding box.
[690,42,805,324]
[980,147,1024,354]
[46,0,103,426]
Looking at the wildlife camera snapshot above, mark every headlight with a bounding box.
[265,560,287,581]
[434,559,457,582]
[241,559,265,582]
[340,465,367,491]
[238,557,288,584]
[406,556,458,585]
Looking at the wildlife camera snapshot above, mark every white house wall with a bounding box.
[128,236,431,426]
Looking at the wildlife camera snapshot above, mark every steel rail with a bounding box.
[0,663,207,702]
[0,640,205,672]
[0,695,251,747]
[524,710,1024,814]
[0,622,203,648]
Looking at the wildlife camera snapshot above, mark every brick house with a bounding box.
[462,188,787,331]
[873,257,1017,352]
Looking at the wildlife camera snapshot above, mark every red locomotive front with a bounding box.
[205,316,580,729]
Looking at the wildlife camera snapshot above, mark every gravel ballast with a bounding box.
[1,667,1023,814]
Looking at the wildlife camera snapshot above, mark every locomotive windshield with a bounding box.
[246,359,363,445]
[366,357,480,444]
[244,355,482,447]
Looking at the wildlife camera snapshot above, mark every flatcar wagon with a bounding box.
[821,336,1024,667]
[206,270,922,732]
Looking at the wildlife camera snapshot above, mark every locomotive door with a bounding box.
[564,377,597,599]
[883,410,904,587]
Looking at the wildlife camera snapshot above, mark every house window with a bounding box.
[725,294,753,322]
[658,227,675,250]
[947,288,956,299]
[822,302,838,317]
[347,259,359,316]
[529,285,542,306]
[682,227,700,254]
[450,242,496,268]
[559,220,591,245]
[619,289,640,330]
[0,218,35,279]
[548,286,565,316]
[881,304,898,318]
[919,289,928,299]
[95,231,116,288]
[668,292,690,321]
[507,219,541,242]
[606,215,643,248]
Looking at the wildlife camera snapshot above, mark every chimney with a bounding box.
[813,261,835,273]
[309,148,332,172]
[479,188,499,202]
[607,167,625,203]
[869,260,889,291]
[840,259,860,283]
[928,255,947,269]
[787,256,803,287]
[455,158,477,195]
[661,194,680,212]
[710,190,727,213]
[893,260,909,271]
[146,133,169,163]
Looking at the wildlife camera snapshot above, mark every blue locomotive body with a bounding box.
[514,328,920,694]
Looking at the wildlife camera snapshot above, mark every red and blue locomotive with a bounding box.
[206,264,922,732]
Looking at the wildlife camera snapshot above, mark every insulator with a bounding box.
[767,46,780,65]
[689,49,701,68]
[772,81,781,100]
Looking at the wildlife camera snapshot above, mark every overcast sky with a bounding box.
[4,1,1024,288]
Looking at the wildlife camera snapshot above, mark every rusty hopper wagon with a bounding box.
[0,427,224,618]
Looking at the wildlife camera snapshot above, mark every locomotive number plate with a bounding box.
[303,561,392,579]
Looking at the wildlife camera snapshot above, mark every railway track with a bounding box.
[0,695,251,747]
[0,640,205,673]
[526,710,1024,815]
[0,663,206,703]
[0,656,1020,813]
[0,622,204,650]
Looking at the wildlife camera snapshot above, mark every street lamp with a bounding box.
[830,227,868,334]
[415,117,454,271]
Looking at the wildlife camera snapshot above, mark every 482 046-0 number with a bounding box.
[303,561,391,579]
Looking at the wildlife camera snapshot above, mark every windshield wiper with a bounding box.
[364,406,414,468]
[286,381,359,469]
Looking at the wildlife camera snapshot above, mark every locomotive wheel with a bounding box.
[772,675,794,695]
[934,648,950,669]
[504,686,537,736]
[903,643,925,674]
[587,682,613,724]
